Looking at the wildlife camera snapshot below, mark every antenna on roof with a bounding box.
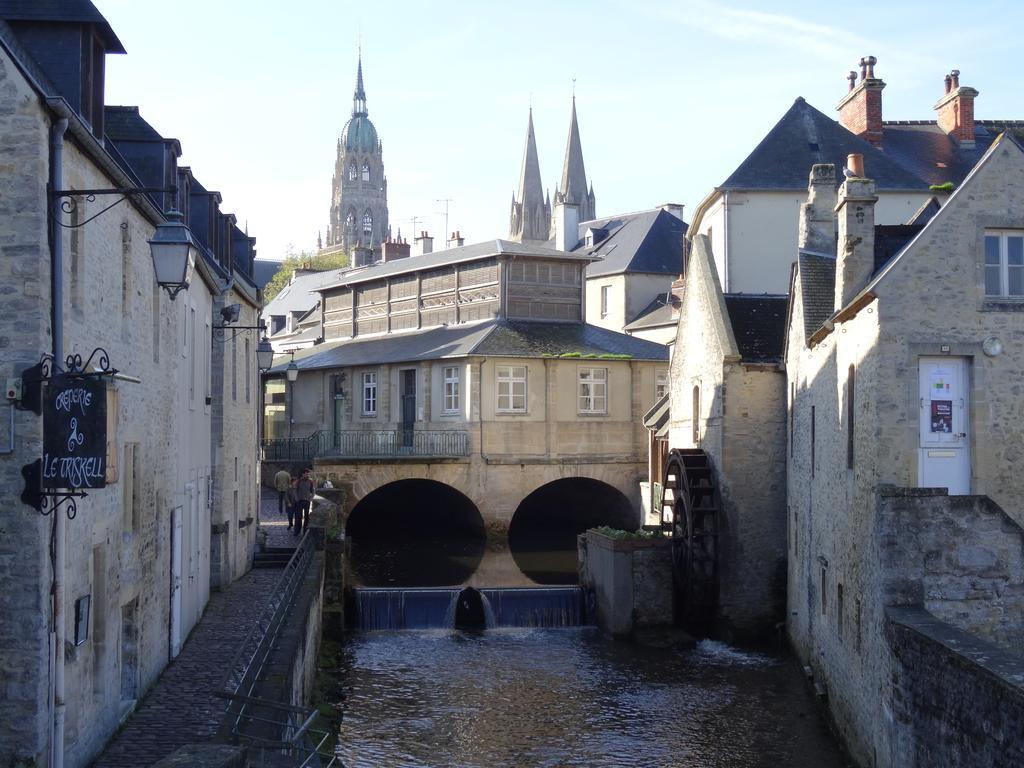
[435,199,454,245]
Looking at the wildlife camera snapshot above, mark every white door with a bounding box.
[918,357,970,494]
[170,505,183,658]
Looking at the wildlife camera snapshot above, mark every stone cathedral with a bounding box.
[327,54,389,254]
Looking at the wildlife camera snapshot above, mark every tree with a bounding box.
[263,245,349,302]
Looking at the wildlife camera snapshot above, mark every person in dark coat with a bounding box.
[294,470,315,535]
[285,477,299,530]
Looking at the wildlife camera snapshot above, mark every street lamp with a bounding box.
[286,353,299,382]
[148,210,198,299]
[257,337,275,372]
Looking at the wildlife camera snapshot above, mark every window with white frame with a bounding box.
[600,285,610,318]
[985,231,1024,298]
[362,371,377,415]
[443,366,460,413]
[496,365,527,412]
[578,367,608,414]
[655,368,669,400]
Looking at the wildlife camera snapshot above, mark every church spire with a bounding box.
[509,108,551,241]
[352,51,368,117]
[555,96,595,223]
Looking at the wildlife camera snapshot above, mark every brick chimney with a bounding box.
[834,154,877,311]
[934,69,978,147]
[837,56,885,148]
[446,231,465,249]
[798,164,838,254]
[414,231,433,256]
[382,235,410,262]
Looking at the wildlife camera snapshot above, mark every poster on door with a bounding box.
[930,370,953,400]
[931,400,953,433]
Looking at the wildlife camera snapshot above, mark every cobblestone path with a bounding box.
[91,489,290,767]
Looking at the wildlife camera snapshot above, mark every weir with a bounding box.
[351,586,589,631]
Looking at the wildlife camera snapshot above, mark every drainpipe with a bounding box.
[50,116,68,768]
[476,358,486,462]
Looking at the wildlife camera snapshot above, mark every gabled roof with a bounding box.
[722,98,929,192]
[796,251,836,343]
[624,293,675,331]
[578,208,687,277]
[722,295,788,363]
[262,270,337,318]
[0,0,125,52]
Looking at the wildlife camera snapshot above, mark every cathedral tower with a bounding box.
[509,109,551,242]
[329,53,389,255]
[553,96,595,226]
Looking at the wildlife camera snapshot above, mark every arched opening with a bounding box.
[345,480,486,587]
[508,478,636,584]
[454,587,487,631]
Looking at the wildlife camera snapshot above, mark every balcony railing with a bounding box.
[262,429,469,462]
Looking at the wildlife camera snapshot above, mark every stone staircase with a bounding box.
[253,545,296,569]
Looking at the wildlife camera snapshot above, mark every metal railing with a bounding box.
[262,429,469,462]
[218,532,341,766]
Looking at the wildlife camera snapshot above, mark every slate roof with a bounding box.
[624,293,676,331]
[874,225,924,273]
[104,106,173,144]
[723,98,926,191]
[475,321,669,361]
[0,0,125,52]
[252,260,283,289]
[722,295,788,363]
[722,98,1024,195]
[262,270,338,319]
[578,208,687,277]
[270,319,669,374]
[319,238,594,291]
[269,321,500,372]
[796,251,837,343]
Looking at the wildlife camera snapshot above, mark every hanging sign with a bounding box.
[42,375,107,489]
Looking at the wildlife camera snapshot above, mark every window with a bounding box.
[578,367,608,414]
[985,231,1024,297]
[837,583,844,641]
[600,285,610,318]
[345,211,355,232]
[443,366,460,413]
[361,163,370,181]
[245,338,251,404]
[655,369,669,400]
[847,365,855,469]
[362,211,373,236]
[820,567,827,615]
[189,307,196,406]
[811,405,816,477]
[348,163,357,181]
[362,372,377,416]
[231,333,237,402]
[692,385,701,444]
[496,365,527,412]
[790,382,796,457]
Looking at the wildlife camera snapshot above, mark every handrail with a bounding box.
[263,429,469,461]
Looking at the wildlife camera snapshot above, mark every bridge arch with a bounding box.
[508,477,636,584]
[345,479,486,587]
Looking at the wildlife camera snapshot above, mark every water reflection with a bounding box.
[333,629,850,768]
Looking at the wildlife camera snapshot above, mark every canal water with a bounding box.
[332,628,850,767]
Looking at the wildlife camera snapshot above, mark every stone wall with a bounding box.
[886,606,1024,768]
[578,531,673,637]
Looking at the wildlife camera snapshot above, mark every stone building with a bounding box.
[265,223,668,575]
[0,3,261,765]
[687,58,1019,294]
[327,53,389,257]
[786,141,1024,766]
[662,234,788,638]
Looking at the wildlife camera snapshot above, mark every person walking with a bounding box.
[294,470,315,535]
[274,467,291,516]
[285,477,299,531]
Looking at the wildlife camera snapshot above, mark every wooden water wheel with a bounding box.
[661,449,720,630]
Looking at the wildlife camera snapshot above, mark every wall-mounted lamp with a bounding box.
[52,186,197,300]
[286,351,299,383]
[257,338,275,372]
[213,303,267,343]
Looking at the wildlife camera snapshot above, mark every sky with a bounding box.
[92,0,1023,263]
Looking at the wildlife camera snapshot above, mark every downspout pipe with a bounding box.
[50,117,68,768]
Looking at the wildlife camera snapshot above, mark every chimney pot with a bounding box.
[951,69,960,88]
[847,71,857,91]
[944,74,952,94]
[847,153,864,178]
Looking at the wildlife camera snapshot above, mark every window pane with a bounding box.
[512,367,526,378]
[594,396,606,412]
[985,235,1001,265]
[1009,237,1024,266]
[1009,266,1024,296]
[986,265,1002,296]
[594,368,607,380]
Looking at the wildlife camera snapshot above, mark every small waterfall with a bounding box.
[352,586,589,630]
